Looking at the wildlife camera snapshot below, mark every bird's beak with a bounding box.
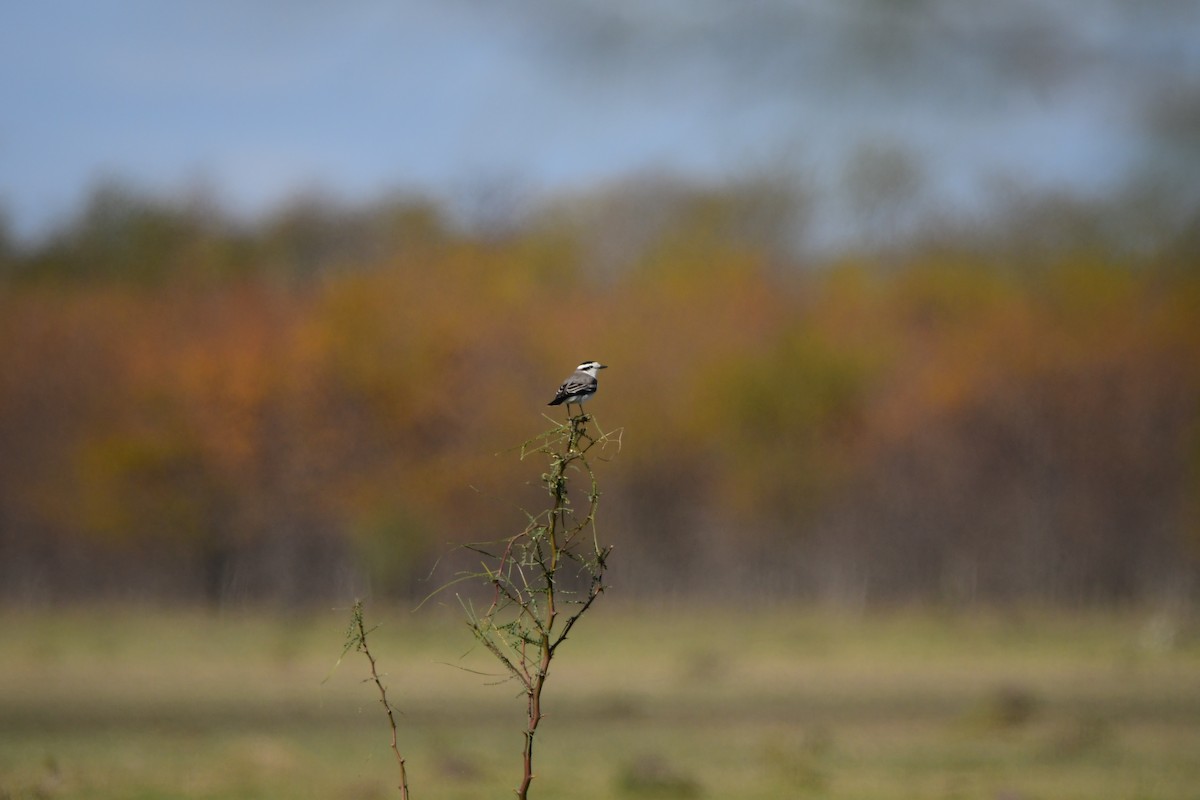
[598,364,608,369]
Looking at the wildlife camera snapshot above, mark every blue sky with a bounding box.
[2,0,1197,244]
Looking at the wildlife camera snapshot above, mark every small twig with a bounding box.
[349,599,411,800]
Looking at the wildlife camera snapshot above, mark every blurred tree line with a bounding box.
[0,177,1197,608]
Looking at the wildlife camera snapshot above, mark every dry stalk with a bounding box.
[343,599,411,800]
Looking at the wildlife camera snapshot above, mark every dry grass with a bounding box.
[1,603,1198,799]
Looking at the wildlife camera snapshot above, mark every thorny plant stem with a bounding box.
[465,412,617,800]
[352,600,410,800]
[517,417,571,800]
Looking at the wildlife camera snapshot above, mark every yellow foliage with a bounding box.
[1,203,1198,601]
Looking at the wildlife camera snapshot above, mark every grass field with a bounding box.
[2,602,1198,799]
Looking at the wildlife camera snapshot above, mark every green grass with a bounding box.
[2,603,1198,799]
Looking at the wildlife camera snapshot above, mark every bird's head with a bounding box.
[577,360,608,376]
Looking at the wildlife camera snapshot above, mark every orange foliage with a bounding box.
[1,187,1198,605]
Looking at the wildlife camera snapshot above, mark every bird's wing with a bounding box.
[550,373,597,402]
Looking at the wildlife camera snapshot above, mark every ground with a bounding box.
[1,602,1198,799]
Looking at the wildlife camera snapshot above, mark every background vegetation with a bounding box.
[1,176,1198,609]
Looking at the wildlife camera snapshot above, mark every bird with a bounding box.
[547,360,607,416]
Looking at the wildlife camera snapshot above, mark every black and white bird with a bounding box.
[547,360,607,416]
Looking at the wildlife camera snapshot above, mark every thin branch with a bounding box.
[349,600,410,800]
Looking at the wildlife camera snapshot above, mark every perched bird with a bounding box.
[547,360,607,416]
